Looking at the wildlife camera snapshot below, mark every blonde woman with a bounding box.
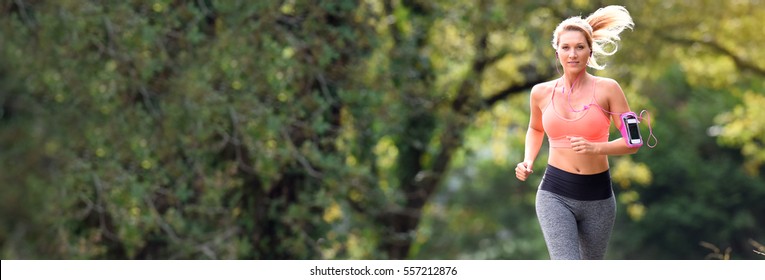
[515,6,638,259]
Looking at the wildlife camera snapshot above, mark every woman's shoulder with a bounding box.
[529,80,558,105]
[530,80,558,96]
[593,76,624,95]
[593,76,622,87]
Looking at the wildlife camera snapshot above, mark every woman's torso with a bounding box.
[539,76,612,174]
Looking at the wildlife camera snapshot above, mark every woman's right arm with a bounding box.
[516,84,546,181]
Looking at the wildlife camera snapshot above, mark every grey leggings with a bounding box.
[536,189,616,259]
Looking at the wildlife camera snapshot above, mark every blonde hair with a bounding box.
[551,5,634,70]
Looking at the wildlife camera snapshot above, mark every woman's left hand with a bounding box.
[568,136,599,154]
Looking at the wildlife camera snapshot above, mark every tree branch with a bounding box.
[484,64,552,107]
[657,32,765,76]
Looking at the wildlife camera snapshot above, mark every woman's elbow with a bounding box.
[626,146,640,154]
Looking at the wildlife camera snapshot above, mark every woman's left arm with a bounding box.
[570,78,640,155]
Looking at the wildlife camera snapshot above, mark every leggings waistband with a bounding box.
[540,164,612,201]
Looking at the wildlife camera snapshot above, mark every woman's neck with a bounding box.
[563,70,588,90]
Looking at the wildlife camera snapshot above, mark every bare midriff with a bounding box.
[548,148,609,174]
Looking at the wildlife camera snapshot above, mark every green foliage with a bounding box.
[1,0,374,259]
[716,90,765,174]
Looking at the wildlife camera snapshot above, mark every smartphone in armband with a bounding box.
[620,112,643,148]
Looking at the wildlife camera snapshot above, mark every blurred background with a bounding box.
[1,0,764,260]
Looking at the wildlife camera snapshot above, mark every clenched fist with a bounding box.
[515,161,534,181]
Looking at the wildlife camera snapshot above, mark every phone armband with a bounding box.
[619,112,643,148]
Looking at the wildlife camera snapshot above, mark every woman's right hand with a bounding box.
[515,161,534,181]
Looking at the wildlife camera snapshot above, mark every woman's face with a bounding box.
[557,30,590,73]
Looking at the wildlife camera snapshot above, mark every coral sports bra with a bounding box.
[542,79,610,148]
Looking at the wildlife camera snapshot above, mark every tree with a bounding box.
[2,0,764,260]
[0,0,551,259]
[1,0,378,259]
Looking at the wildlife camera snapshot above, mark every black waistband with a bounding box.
[540,164,612,201]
